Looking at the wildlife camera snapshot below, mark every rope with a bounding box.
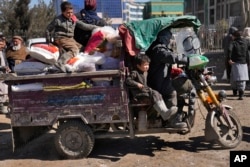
[43,81,91,91]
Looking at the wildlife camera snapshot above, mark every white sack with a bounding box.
[11,83,43,92]
[66,55,96,72]
[79,52,106,65]
[29,44,59,65]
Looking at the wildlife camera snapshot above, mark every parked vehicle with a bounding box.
[0,16,242,159]
[25,38,47,48]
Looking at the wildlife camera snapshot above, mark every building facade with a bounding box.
[122,1,144,23]
[143,0,184,19]
[184,0,249,50]
[52,0,123,27]
[184,0,244,29]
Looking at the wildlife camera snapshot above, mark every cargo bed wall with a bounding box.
[4,70,129,127]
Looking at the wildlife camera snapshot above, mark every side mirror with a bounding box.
[192,37,201,49]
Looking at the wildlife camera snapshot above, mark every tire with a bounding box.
[212,109,243,149]
[186,109,196,128]
[54,120,95,159]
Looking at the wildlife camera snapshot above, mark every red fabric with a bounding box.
[67,57,80,65]
[71,14,78,23]
[171,68,183,79]
[118,24,140,56]
[84,31,105,53]
[32,44,59,53]
[85,0,97,10]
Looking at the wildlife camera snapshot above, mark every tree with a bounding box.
[242,0,250,27]
[28,0,56,38]
[14,0,31,39]
[0,0,55,40]
[0,0,19,38]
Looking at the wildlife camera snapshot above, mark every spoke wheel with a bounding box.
[213,109,242,149]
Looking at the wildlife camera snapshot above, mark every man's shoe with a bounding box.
[238,97,243,100]
[233,89,237,96]
[170,113,187,128]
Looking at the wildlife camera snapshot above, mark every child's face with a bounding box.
[137,62,150,72]
[62,8,74,19]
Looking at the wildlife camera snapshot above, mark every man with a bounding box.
[5,35,29,72]
[228,30,250,99]
[145,28,189,128]
[46,1,98,72]
[222,26,238,81]
[0,36,10,113]
[74,0,107,47]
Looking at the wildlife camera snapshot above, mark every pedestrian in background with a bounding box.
[5,35,28,72]
[243,27,250,87]
[228,30,250,100]
[222,26,238,81]
[0,36,10,113]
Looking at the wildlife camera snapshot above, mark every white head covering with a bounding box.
[243,27,250,38]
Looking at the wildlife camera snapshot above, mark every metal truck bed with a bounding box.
[3,70,130,127]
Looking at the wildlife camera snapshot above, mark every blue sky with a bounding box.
[30,0,51,7]
[30,0,148,7]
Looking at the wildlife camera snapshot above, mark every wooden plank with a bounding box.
[2,70,121,82]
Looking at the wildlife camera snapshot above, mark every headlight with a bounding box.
[206,75,217,85]
[217,90,227,101]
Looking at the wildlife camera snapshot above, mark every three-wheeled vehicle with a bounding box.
[2,16,242,159]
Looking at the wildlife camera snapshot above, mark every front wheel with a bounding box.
[212,109,242,148]
[54,120,95,159]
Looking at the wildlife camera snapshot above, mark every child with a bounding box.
[46,1,98,72]
[126,54,177,121]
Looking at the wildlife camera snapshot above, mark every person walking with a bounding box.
[243,27,250,87]
[222,26,238,81]
[228,29,250,100]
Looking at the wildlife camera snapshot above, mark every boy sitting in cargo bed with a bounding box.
[125,54,177,121]
[45,1,99,73]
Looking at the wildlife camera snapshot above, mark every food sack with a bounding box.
[80,52,106,65]
[29,44,59,65]
[11,83,43,92]
[66,56,96,72]
[14,61,50,75]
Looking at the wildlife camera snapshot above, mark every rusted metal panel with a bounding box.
[6,70,129,127]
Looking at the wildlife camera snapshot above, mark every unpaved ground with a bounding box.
[0,52,250,167]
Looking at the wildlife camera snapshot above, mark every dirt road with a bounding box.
[0,52,250,167]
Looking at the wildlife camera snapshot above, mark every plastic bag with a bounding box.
[188,54,209,69]
[92,26,120,43]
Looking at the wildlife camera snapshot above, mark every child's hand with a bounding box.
[137,83,144,89]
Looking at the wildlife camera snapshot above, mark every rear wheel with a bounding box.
[54,120,94,159]
[213,109,242,148]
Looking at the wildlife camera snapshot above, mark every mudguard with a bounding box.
[205,111,219,141]
[204,105,233,141]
